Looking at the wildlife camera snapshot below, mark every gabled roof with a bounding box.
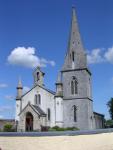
[19,103,46,117]
[21,84,55,98]
[32,105,46,116]
[94,112,104,117]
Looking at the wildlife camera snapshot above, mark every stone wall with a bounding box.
[94,112,104,129]
[18,104,46,132]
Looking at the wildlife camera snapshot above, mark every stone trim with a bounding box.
[16,98,21,101]
[55,121,64,123]
[54,95,63,98]
[63,97,93,101]
[61,68,91,75]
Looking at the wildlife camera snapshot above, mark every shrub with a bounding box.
[56,127,66,131]
[49,126,79,131]
[65,127,79,131]
[52,126,60,130]
[3,124,14,132]
[48,128,56,131]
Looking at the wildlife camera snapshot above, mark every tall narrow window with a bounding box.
[71,81,74,95]
[75,80,78,94]
[72,51,74,61]
[35,95,38,105]
[73,105,77,122]
[37,72,39,81]
[71,77,78,95]
[38,94,41,105]
[34,94,41,105]
[47,108,50,121]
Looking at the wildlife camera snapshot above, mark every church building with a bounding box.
[15,8,104,131]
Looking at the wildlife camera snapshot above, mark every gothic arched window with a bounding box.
[75,80,78,94]
[73,105,77,122]
[71,80,74,95]
[38,94,41,105]
[72,51,75,61]
[35,94,41,105]
[35,94,38,105]
[71,77,78,95]
[47,108,51,121]
[37,72,39,81]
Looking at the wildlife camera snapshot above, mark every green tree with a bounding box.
[107,98,113,119]
[105,119,113,128]
[3,124,13,132]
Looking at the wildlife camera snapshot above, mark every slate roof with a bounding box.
[94,112,104,117]
[32,105,46,116]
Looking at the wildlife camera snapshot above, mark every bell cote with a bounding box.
[33,67,45,86]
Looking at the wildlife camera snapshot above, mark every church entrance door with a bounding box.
[25,112,33,131]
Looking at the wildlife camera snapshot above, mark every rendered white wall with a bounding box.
[15,100,21,121]
[55,97,63,127]
[21,86,55,127]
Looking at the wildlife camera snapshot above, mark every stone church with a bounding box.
[15,8,104,131]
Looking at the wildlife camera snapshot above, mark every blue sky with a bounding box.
[0,0,113,119]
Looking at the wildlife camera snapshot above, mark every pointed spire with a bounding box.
[16,77,23,101]
[17,77,23,88]
[68,7,83,52]
[62,7,87,70]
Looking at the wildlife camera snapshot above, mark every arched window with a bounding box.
[34,94,41,105]
[71,80,74,95]
[73,105,77,122]
[37,72,39,81]
[72,51,75,61]
[75,80,78,94]
[47,108,51,121]
[71,77,78,95]
[35,95,38,105]
[38,94,41,105]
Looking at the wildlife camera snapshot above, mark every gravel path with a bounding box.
[0,133,113,150]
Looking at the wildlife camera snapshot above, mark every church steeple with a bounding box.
[16,77,23,100]
[62,7,87,70]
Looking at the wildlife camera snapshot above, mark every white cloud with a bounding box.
[5,95,15,100]
[23,86,30,94]
[0,106,13,112]
[87,46,113,65]
[104,47,113,63]
[7,47,55,68]
[40,58,55,67]
[0,84,8,88]
[87,48,104,64]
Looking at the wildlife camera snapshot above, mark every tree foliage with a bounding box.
[107,98,113,119]
[3,124,13,132]
[105,119,113,128]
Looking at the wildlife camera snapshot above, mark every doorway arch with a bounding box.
[25,112,33,131]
